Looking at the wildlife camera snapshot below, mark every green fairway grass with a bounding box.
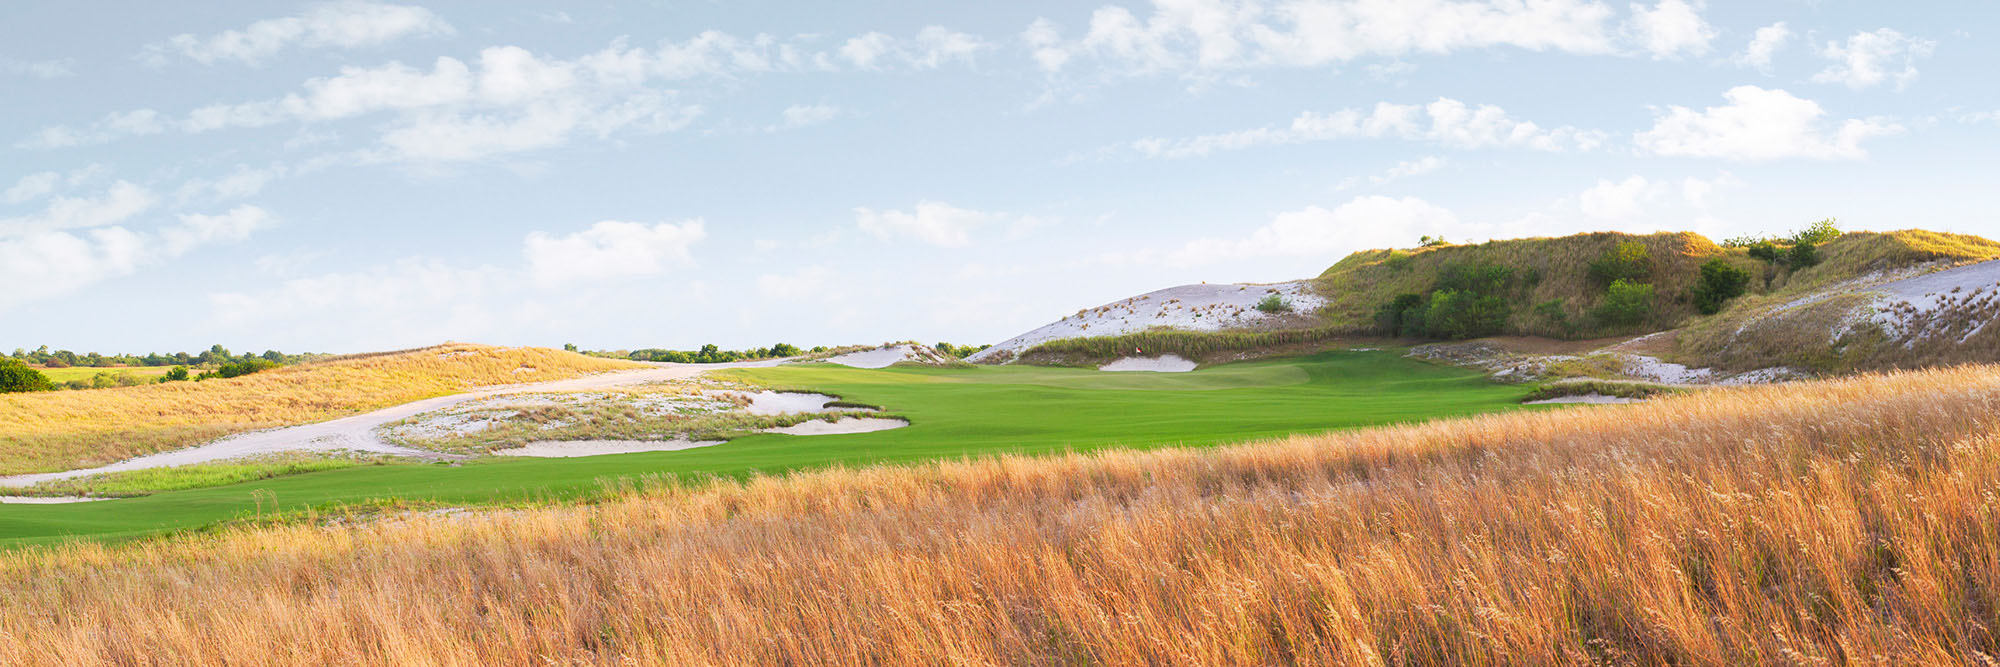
[0,351,1538,546]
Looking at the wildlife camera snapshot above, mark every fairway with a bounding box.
[0,351,1535,546]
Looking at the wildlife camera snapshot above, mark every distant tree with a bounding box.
[1418,235,1449,248]
[43,356,70,369]
[563,343,578,352]
[770,343,802,357]
[163,366,190,382]
[261,350,284,363]
[1790,218,1841,246]
[1691,258,1753,315]
[0,360,53,393]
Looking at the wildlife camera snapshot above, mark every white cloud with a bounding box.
[757,265,837,300]
[0,181,158,235]
[2,58,74,79]
[854,201,995,247]
[773,103,840,131]
[1811,28,1936,90]
[1734,22,1791,72]
[1027,0,1626,79]
[0,205,272,310]
[1127,97,1603,159]
[175,165,285,204]
[1579,176,1664,219]
[910,26,987,68]
[3,172,60,204]
[141,1,454,66]
[524,219,706,286]
[1634,85,1902,160]
[1623,0,1715,59]
[207,258,508,347]
[1118,196,1459,267]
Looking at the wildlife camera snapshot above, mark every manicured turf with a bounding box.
[0,351,1537,546]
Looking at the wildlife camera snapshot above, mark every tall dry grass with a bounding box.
[8,364,2000,664]
[0,344,639,474]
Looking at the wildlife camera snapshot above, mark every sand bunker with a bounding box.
[761,417,908,436]
[742,391,840,415]
[0,495,111,504]
[1524,394,1641,405]
[1099,355,1197,372]
[492,439,724,458]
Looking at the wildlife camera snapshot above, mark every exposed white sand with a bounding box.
[741,391,838,415]
[1099,355,1198,372]
[492,439,724,458]
[817,344,951,369]
[0,495,111,504]
[0,358,790,488]
[761,417,909,436]
[969,281,1325,362]
[1524,394,1640,405]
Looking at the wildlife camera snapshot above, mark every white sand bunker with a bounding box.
[0,495,111,504]
[493,439,724,458]
[1524,394,1641,405]
[971,280,1325,362]
[817,344,953,369]
[761,417,908,436]
[1099,355,1197,372]
[741,391,840,415]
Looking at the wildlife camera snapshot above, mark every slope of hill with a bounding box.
[7,360,2000,663]
[0,344,641,475]
[982,227,2000,379]
[969,281,1324,363]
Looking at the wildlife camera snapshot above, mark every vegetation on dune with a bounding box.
[579,342,811,364]
[7,364,2000,662]
[1520,379,1686,402]
[1014,326,1349,365]
[0,344,640,475]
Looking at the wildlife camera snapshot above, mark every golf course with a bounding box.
[0,350,1534,546]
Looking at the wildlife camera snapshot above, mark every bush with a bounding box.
[0,360,53,393]
[1422,289,1511,340]
[1790,218,1841,246]
[1593,279,1655,327]
[1788,241,1821,268]
[1746,241,1783,263]
[1533,298,1572,333]
[770,343,802,357]
[1375,293,1427,336]
[1587,241,1653,285]
[1255,294,1293,314]
[197,359,278,381]
[162,365,190,382]
[1691,257,1752,314]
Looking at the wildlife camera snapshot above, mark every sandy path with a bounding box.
[0,359,786,489]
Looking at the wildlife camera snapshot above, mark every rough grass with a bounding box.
[0,344,640,475]
[1521,379,1686,402]
[1013,326,1347,365]
[5,364,2000,663]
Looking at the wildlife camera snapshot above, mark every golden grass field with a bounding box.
[7,363,2000,664]
[0,344,640,475]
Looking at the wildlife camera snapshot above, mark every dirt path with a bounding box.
[0,360,784,489]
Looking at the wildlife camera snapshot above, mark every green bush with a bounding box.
[1587,241,1654,285]
[1788,241,1821,268]
[1790,218,1841,246]
[1746,241,1783,263]
[1422,289,1512,339]
[1375,293,1426,336]
[197,359,278,381]
[1593,279,1655,327]
[1533,298,1572,333]
[1255,294,1293,314]
[0,360,53,393]
[162,365,190,382]
[1691,257,1752,314]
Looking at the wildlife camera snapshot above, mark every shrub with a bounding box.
[1375,293,1426,336]
[1533,298,1572,333]
[0,360,53,393]
[1593,279,1655,327]
[1746,241,1784,263]
[770,343,803,357]
[1255,294,1293,314]
[1418,235,1449,247]
[197,359,278,381]
[1788,241,1821,268]
[1436,261,1517,295]
[162,365,190,382]
[42,356,70,369]
[1691,257,1752,314]
[1790,218,1841,246]
[1422,289,1511,340]
[1587,241,1654,285]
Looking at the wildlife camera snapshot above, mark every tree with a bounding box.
[0,360,53,393]
[1691,258,1752,314]
[770,343,802,357]
[1790,218,1841,246]
[563,343,578,352]
[1788,241,1821,268]
[261,350,284,363]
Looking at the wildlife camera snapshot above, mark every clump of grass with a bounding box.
[0,344,641,475]
[1521,380,1686,403]
[1254,294,1292,313]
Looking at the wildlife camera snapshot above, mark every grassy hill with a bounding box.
[0,344,640,475]
[6,359,2000,662]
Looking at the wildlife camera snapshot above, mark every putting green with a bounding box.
[0,351,1536,547]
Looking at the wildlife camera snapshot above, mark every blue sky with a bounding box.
[3,1,1995,353]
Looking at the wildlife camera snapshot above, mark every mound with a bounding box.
[816,343,957,368]
[0,344,641,475]
[969,281,1324,363]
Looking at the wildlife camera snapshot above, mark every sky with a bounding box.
[3,1,1996,354]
